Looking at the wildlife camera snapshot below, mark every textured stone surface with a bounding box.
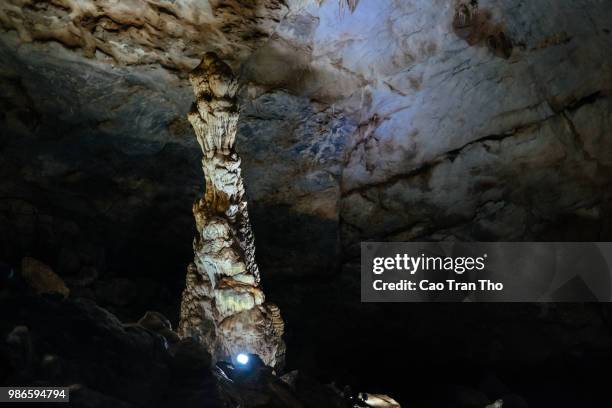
[4,0,609,281]
[21,256,69,297]
[1,1,612,404]
[178,53,285,368]
[0,0,288,70]
[1,295,176,406]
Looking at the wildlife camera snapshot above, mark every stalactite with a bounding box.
[317,0,360,13]
[178,52,285,368]
[345,0,359,13]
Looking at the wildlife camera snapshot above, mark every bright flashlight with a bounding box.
[236,353,249,365]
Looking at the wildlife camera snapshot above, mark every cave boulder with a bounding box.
[20,257,69,298]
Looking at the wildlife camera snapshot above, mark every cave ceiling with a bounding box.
[1,0,611,286]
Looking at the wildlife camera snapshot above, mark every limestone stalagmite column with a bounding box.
[178,53,285,368]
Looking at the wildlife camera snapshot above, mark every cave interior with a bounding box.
[1,0,612,407]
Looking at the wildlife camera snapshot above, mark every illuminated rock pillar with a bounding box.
[178,53,285,368]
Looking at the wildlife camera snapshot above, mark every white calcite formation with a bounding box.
[178,53,285,368]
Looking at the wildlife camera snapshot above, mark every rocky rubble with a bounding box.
[2,288,553,408]
[0,289,405,408]
[20,256,69,298]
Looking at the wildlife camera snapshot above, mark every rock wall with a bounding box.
[232,0,612,279]
[330,0,612,255]
[0,0,288,70]
[1,0,612,383]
